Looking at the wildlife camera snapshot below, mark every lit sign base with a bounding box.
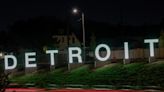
[148,57,156,63]
[25,67,37,74]
[5,69,17,76]
[94,60,110,68]
[50,66,56,71]
[123,59,130,64]
[68,63,83,70]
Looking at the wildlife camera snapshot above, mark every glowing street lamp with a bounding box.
[72,8,86,63]
[73,8,78,14]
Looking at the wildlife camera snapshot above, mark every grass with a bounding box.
[9,61,164,89]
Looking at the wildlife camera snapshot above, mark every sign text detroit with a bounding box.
[4,39,158,70]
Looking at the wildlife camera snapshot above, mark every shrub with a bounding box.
[10,61,164,88]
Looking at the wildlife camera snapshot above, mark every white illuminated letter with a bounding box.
[4,55,17,70]
[25,52,36,68]
[68,47,82,63]
[95,44,111,61]
[46,50,58,66]
[124,42,129,59]
[144,39,159,57]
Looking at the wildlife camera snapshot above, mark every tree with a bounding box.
[159,30,164,48]
[0,73,9,92]
[90,33,96,51]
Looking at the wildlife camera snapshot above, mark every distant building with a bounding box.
[52,33,81,50]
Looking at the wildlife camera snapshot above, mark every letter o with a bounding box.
[95,44,111,61]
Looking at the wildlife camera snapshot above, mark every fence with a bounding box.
[89,48,164,60]
[2,48,164,74]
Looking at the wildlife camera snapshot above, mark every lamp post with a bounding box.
[72,8,86,63]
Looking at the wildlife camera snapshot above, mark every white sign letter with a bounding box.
[25,52,36,68]
[46,50,58,66]
[95,44,111,61]
[68,47,82,63]
[144,39,159,57]
[4,55,17,70]
[124,42,129,59]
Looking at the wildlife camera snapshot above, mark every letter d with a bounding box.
[4,55,17,70]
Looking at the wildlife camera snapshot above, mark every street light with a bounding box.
[73,8,78,14]
[72,8,86,63]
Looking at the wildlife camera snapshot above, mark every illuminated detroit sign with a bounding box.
[4,39,159,70]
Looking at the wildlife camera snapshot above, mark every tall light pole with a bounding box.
[72,8,86,63]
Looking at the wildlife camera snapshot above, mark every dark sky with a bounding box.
[0,0,164,30]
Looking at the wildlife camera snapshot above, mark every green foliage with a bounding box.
[65,66,91,85]
[10,62,164,88]
[46,69,65,85]
[140,62,164,87]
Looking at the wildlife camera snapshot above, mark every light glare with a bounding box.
[73,8,78,14]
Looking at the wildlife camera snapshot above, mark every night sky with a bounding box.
[0,0,164,30]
